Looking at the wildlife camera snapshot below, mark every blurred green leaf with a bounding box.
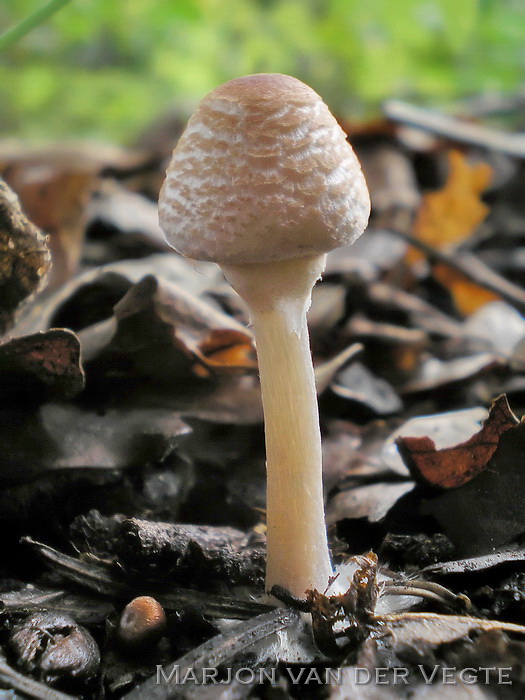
[438,0,478,51]
[0,0,524,141]
[0,0,73,51]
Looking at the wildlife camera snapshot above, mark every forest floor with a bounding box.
[1,96,525,699]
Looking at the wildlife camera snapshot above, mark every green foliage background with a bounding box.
[1,0,524,142]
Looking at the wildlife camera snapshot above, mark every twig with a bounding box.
[23,537,272,620]
[422,547,525,576]
[453,90,525,119]
[23,536,125,596]
[315,342,363,394]
[381,579,471,612]
[0,654,78,700]
[0,0,74,52]
[390,228,525,310]
[384,99,525,159]
[121,608,300,700]
[1,589,64,612]
[368,282,464,337]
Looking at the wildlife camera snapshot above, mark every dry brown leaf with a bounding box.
[374,611,525,658]
[395,394,518,488]
[2,153,98,288]
[422,419,525,554]
[110,275,257,377]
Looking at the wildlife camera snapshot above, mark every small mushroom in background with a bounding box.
[159,73,370,599]
[116,596,167,651]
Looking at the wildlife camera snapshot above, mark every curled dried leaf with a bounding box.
[396,395,519,488]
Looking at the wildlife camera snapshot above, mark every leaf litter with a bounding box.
[0,98,525,698]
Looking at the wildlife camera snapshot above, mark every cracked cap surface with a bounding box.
[159,73,370,265]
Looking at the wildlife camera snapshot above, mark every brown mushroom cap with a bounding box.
[159,73,370,265]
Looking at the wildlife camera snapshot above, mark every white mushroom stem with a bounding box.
[222,254,332,598]
[158,74,371,600]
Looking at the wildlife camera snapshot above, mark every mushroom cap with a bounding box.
[159,73,370,265]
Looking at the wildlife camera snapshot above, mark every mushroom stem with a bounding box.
[222,254,332,598]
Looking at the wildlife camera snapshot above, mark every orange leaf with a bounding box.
[396,395,519,489]
[408,150,492,267]
[408,150,498,313]
[196,328,258,372]
[434,265,500,315]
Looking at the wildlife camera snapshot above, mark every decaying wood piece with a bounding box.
[0,178,50,334]
[384,99,525,159]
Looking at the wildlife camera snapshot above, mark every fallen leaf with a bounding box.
[382,406,488,476]
[376,612,525,656]
[108,274,257,377]
[344,315,427,384]
[434,265,501,315]
[411,150,491,255]
[86,179,170,251]
[330,614,525,698]
[327,481,414,526]
[195,328,258,374]
[326,229,406,277]
[422,548,525,576]
[463,300,525,355]
[380,532,455,568]
[0,584,113,625]
[330,361,403,416]
[12,254,223,337]
[309,282,346,335]
[2,155,97,288]
[321,426,365,491]
[0,403,190,484]
[410,150,500,314]
[421,420,525,555]
[315,343,363,395]
[357,141,421,214]
[396,395,519,488]
[399,351,502,394]
[367,281,464,338]
[331,613,525,697]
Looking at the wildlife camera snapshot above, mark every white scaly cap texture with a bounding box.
[159,73,370,265]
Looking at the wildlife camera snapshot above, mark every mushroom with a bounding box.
[117,596,167,651]
[159,73,370,599]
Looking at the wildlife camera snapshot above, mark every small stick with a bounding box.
[391,228,525,310]
[0,0,74,52]
[0,654,77,700]
[384,99,525,159]
[381,579,471,612]
[122,608,300,700]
